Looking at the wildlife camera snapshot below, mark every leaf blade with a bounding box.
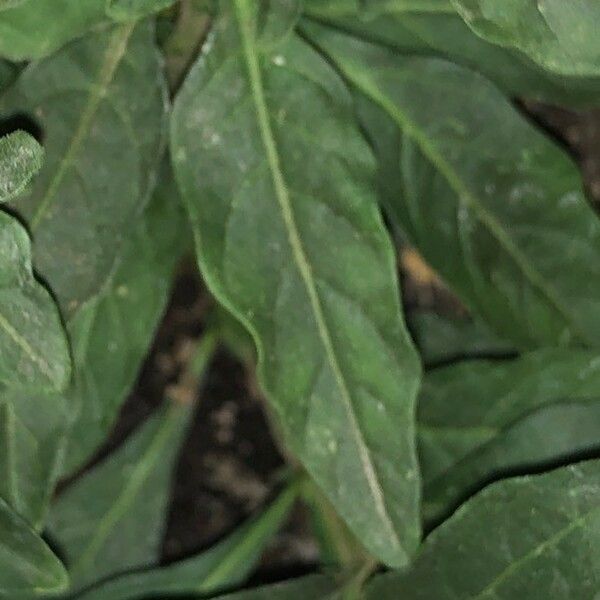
[367,461,600,599]
[171,4,421,567]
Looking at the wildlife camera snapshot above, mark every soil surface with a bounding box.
[93,105,600,579]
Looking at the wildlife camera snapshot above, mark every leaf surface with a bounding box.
[419,349,600,522]
[171,2,421,567]
[212,575,341,600]
[48,402,192,589]
[0,0,107,61]
[453,0,600,76]
[301,9,600,107]
[306,24,600,349]
[366,461,600,599]
[62,165,189,475]
[106,0,177,21]
[76,481,301,600]
[0,497,67,596]
[2,21,167,317]
[0,131,43,203]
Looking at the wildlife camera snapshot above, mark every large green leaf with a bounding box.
[306,23,600,349]
[301,9,600,107]
[453,0,600,77]
[1,21,167,317]
[0,0,108,61]
[62,166,189,475]
[48,401,192,589]
[0,497,68,596]
[76,480,302,600]
[419,348,600,523]
[171,1,421,568]
[366,461,600,599]
[0,131,43,204]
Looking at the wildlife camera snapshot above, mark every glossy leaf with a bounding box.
[453,0,600,76]
[0,0,107,61]
[0,131,43,204]
[0,497,68,596]
[77,481,302,600]
[366,461,600,599]
[62,166,190,475]
[106,0,177,21]
[48,402,192,589]
[2,21,167,317]
[306,24,600,349]
[301,9,600,107]
[171,2,421,567]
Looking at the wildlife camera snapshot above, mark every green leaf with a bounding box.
[0,0,107,61]
[0,497,68,596]
[0,140,70,391]
[0,131,43,203]
[171,2,421,568]
[419,349,600,523]
[301,9,600,107]
[0,386,71,528]
[306,23,600,349]
[422,399,600,526]
[366,461,600,599]
[409,311,513,366]
[2,21,167,317]
[0,0,27,9]
[48,401,192,589]
[452,0,600,77]
[211,575,342,600]
[75,480,302,600]
[62,165,190,475]
[106,0,177,21]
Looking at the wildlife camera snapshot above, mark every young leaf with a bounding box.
[418,349,600,523]
[48,402,193,589]
[106,0,176,21]
[0,131,43,204]
[423,400,600,526]
[452,0,600,77]
[62,166,190,475]
[0,0,107,61]
[1,21,168,317]
[306,24,600,349]
[0,497,68,595]
[76,480,302,600]
[171,2,421,568]
[366,461,600,599]
[302,9,600,107]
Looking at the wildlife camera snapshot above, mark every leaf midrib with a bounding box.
[233,0,401,551]
[30,23,134,230]
[337,61,592,346]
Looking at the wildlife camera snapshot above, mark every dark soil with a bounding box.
[99,105,600,578]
